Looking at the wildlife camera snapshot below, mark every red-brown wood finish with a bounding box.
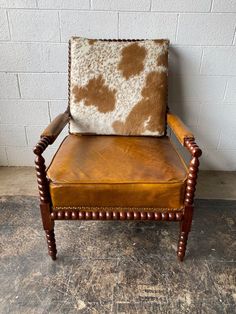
[34,137,57,260]
[177,138,202,261]
[50,210,183,221]
[33,39,202,262]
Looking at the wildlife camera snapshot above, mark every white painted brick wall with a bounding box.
[119,13,177,40]
[0,73,20,98]
[0,0,236,170]
[0,10,10,40]
[177,14,236,45]
[151,0,212,12]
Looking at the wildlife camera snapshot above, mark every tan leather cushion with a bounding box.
[70,37,169,136]
[47,135,188,210]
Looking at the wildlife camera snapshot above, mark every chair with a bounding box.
[33,37,202,261]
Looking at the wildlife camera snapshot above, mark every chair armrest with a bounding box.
[167,112,201,157]
[40,111,70,144]
[167,112,194,146]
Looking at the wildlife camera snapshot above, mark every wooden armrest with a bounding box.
[167,112,194,146]
[167,112,202,157]
[41,111,70,144]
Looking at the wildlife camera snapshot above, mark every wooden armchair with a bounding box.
[33,38,202,261]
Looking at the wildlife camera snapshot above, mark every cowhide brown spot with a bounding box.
[112,71,167,135]
[88,39,97,45]
[72,75,117,113]
[118,43,147,80]
[154,39,168,45]
[157,52,168,67]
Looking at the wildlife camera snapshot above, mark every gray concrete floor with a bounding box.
[0,166,236,199]
[0,168,236,313]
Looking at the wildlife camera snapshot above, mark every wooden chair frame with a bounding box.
[33,39,202,262]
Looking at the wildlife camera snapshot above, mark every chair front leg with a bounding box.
[177,138,201,261]
[34,137,57,260]
[177,205,193,261]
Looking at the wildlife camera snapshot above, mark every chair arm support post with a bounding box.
[178,138,202,261]
[33,136,55,232]
[184,138,202,207]
[33,136,51,204]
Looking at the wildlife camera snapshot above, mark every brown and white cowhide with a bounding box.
[70,37,169,136]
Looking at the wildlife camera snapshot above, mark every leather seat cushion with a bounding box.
[47,135,188,210]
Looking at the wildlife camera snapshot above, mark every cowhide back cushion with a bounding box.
[69,37,169,136]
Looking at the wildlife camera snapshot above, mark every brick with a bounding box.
[219,126,236,150]
[201,47,236,75]
[42,43,68,72]
[169,101,201,127]
[0,43,67,72]
[0,147,8,166]
[6,144,57,166]
[60,10,118,41]
[169,75,227,102]
[177,14,236,45]
[190,123,221,150]
[8,10,60,42]
[169,45,202,76]
[0,100,50,125]
[119,12,177,41]
[224,78,236,103]
[152,0,211,12]
[25,125,47,146]
[37,0,89,9]
[0,0,37,8]
[92,0,151,11]
[19,73,67,99]
[200,149,236,171]
[6,146,33,166]
[212,0,236,12]
[0,10,10,40]
[49,100,68,119]
[197,103,236,146]
[0,73,19,99]
[0,125,27,146]
[0,42,43,72]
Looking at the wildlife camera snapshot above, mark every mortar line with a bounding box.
[199,47,205,74]
[222,80,228,102]
[175,13,180,42]
[16,74,22,98]
[209,0,214,12]
[58,10,62,42]
[4,8,236,13]
[48,101,52,122]
[24,126,29,145]
[117,12,120,39]
[5,10,12,40]
[149,0,152,11]
[216,129,222,151]
[232,26,236,45]
[4,147,9,166]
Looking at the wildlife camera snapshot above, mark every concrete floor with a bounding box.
[0,167,236,199]
[0,168,236,313]
[1,195,236,313]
